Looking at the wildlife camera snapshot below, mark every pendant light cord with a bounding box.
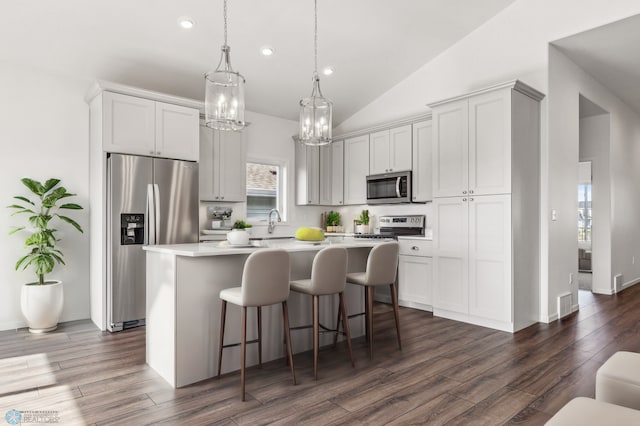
[223,0,228,47]
[314,0,318,77]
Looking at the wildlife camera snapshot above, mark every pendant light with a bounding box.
[297,0,332,146]
[205,0,246,131]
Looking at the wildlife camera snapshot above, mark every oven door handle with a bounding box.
[395,177,401,198]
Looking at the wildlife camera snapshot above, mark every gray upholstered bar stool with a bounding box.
[344,241,401,359]
[290,246,354,380]
[218,249,296,401]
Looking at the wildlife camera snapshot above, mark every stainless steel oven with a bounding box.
[366,171,411,204]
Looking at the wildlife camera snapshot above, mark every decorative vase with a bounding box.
[227,229,249,245]
[355,224,369,234]
[20,280,63,333]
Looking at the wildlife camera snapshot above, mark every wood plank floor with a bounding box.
[2,286,640,425]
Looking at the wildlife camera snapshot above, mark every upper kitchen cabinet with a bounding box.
[319,140,344,206]
[343,134,370,205]
[200,125,246,202]
[430,81,544,198]
[103,91,199,161]
[295,143,320,205]
[369,125,412,175]
[411,120,433,202]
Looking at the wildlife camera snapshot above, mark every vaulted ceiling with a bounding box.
[1,0,516,124]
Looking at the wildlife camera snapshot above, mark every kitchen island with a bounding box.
[143,238,383,388]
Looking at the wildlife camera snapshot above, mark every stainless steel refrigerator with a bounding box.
[107,153,199,332]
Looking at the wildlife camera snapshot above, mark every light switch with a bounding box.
[551,209,557,221]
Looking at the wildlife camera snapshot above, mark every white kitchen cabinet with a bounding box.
[319,140,344,205]
[343,135,370,205]
[433,194,511,322]
[200,126,246,202]
[295,143,320,205]
[433,194,511,324]
[411,120,433,202]
[398,239,433,311]
[432,87,512,197]
[103,91,199,161]
[369,125,412,175]
[430,80,544,332]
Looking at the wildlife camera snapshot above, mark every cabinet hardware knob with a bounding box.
[463,198,467,202]
[411,246,419,251]
[462,190,467,195]
[469,190,474,194]
[470,198,474,201]
[221,196,224,200]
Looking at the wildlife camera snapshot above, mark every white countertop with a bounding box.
[143,237,388,257]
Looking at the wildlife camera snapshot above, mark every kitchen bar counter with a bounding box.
[143,239,381,388]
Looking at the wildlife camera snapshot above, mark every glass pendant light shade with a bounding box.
[297,0,332,146]
[205,45,246,131]
[204,0,246,132]
[299,73,332,146]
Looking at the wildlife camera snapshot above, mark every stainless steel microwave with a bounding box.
[366,171,411,204]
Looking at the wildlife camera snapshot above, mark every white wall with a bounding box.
[0,63,91,330]
[579,115,611,291]
[335,0,640,321]
[549,47,640,305]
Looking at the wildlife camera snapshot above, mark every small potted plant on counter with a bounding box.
[326,211,341,233]
[227,219,252,245]
[355,209,370,234]
[8,178,84,333]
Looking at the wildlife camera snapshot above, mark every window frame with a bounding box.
[245,157,288,225]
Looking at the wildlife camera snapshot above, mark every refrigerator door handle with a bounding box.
[146,184,157,245]
[153,184,160,243]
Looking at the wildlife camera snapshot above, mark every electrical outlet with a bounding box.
[569,272,574,285]
[551,209,558,221]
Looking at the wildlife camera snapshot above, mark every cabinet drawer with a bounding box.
[398,239,432,256]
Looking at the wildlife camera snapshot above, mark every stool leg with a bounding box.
[217,300,227,377]
[364,287,370,344]
[390,282,402,350]
[313,295,319,381]
[282,301,297,385]
[367,286,375,360]
[241,306,247,401]
[333,295,341,348]
[257,306,262,369]
[339,292,355,367]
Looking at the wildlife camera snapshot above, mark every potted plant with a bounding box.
[355,209,370,234]
[8,178,84,333]
[326,211,341,233]
[227,219,252,245]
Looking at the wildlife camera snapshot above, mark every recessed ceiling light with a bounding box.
[322,67,335,76]
[261,46,275,56]
[178,17,195,29]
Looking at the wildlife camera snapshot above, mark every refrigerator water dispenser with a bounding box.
[121,213,144,245]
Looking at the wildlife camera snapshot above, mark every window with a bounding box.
[578,183,592,242]
[246,160,287,222]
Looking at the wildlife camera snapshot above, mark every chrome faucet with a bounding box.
[267,208,282,234]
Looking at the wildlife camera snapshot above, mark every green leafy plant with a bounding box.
[326,211,341,227]
[8,178,84,285]
[357,209,370,225]
[232,219,253,229]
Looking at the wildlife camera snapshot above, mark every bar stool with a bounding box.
[344,241,401,359]
[218,249,296,401]
[290,246,354,380]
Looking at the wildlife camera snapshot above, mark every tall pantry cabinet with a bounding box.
[429,80,544,332]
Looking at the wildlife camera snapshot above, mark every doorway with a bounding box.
[578,94,610,301]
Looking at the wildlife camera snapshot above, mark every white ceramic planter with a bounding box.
[355,224,370,234]
[21,280,63,333]
[227,229,250,245]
